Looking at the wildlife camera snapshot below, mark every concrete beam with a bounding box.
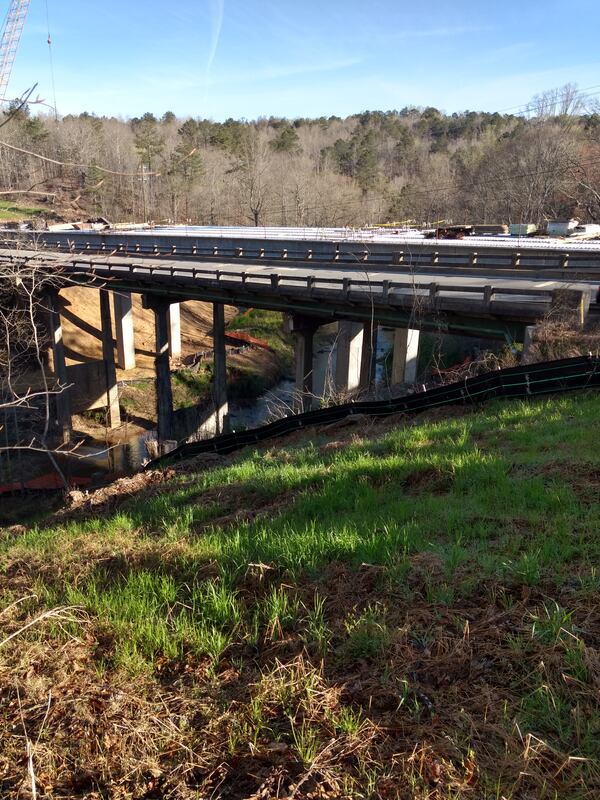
[113,291,136,371]
[99,290,122,429]
[391,328,420,386]
[335,321,363,393]
[212,302,230,435]
[47,290,72,443]
[167,302,181,358]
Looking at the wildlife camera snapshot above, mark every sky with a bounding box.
[9,0,600,120]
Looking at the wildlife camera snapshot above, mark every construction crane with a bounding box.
[0,0,30,99]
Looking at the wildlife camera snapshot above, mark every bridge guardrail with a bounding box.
[149,356,600,466]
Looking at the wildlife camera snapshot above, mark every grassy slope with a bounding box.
[0,200,45,220]
[1,393,600,798]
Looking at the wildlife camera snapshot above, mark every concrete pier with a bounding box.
[335,321,363,393]
[146,297,174,442]
[359,320,377,389]
[99,290,122,429]
[48,290,72,442]
[113,291,136,371]
[211,302,230,435]
[391,328,420,385]
[286,315,320,412]
[167,302,182,358]
[522,325,536,363]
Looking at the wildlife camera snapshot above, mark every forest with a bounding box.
[3,83,600,228]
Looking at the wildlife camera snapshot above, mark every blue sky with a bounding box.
[10,0,600,119]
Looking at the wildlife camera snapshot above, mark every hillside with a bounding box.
[1,392,600,798]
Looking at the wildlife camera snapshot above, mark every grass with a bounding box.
[1,391,600,798]
[226,307,294,366]
[0,199,46,221]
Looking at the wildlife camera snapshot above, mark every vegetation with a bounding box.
[1,391,600,797]
[4,83,600,227]
[0,199,45,221]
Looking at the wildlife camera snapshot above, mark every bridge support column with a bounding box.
[391,327,420,386]
[113,291,136,371]
[286,315,320,412]
[167,302,182,359]
[47,290,72,443]
[335,321,363,393]
[522,325,536,363]
[145,296,175,443]
[212,302,230,435]
[359,320,377,390]
[99,290,122,430]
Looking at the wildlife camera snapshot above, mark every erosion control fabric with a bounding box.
[150,356,600,465]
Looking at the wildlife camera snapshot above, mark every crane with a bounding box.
[0,0,31,99]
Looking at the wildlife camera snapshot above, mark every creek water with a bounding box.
[57,326,396,480]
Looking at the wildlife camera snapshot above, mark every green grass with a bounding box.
[0,199,45,220]
[227,308,294,365]
[2,391,600,798]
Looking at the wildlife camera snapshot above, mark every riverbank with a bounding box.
[1,391,599,798]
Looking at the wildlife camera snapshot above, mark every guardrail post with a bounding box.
[99,289,122,430]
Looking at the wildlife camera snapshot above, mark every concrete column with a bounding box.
[359,320,377,389]
[284,315,320,413]
[48,290,72,443]
[167,302,182,359]
[335,321,363,393]
[391,327,420,386]
[212,302,230,435]
[99,290,122,429]
[113,292,136,371]
[522,325,536,363]
[151,298,175,442]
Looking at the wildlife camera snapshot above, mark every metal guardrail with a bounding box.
[150,356,600,466]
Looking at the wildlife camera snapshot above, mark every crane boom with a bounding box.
[0,0,31,99]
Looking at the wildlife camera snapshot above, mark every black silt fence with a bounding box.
[148,356,600,467]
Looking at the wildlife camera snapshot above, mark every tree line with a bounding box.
[3,83,600,228]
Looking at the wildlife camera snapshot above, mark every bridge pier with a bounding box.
[335,321,363,393]
[144,296,175,443]
[167,302,182,359]
[359,320,377,390]
[286,315,320,412]
[99,290,122,429]
[47,289,72,443]
[113,291,136,371]
[211,302,230,435]
[391,327,420,385]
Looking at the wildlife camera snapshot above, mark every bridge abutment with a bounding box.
[391,327,420,386]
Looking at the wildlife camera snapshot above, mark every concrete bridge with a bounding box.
[5,225,599,446]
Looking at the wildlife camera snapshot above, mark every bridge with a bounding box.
[6,225,599,446]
